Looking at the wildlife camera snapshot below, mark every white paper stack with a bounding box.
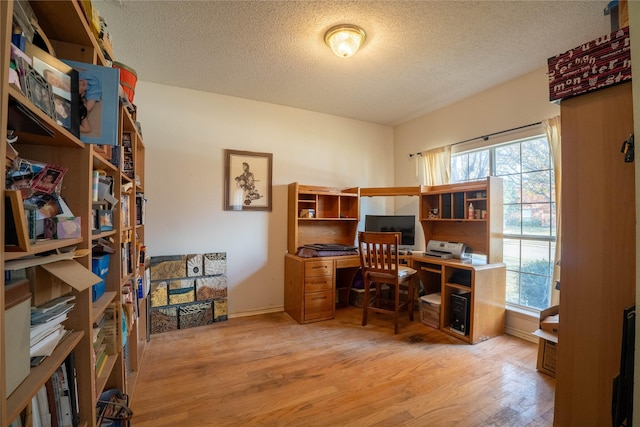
[30,295,75,358]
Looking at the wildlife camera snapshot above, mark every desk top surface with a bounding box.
[286,252,505,270]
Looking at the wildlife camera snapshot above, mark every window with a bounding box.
[452,135,556,311]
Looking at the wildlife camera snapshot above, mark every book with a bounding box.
[55,363,73,427]
[30,303,75,325]
[63,354,79,427]
[45,378,59,427]
[31,295,75,315]
[95,351,108,378]
[36,384,51,427]
[31,393,42,427]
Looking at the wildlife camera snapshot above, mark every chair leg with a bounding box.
[408,277,415,322]
[362,279,370,327]
[394,284,400,334]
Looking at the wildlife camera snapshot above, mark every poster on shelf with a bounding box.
[62,59,120,146]
[26,43,80,137]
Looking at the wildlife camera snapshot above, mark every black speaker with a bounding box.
[450,292,471,335]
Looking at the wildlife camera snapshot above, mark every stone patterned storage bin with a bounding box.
[149,253,227,334]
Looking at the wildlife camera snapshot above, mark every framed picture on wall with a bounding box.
[224,149,272,211]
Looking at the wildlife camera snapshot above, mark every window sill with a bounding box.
[506,304,540,320]
[505,304,540,343]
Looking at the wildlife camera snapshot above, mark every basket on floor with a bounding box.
[97,389,133,427]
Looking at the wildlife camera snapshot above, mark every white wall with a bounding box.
[133,82,393,316]
[393,67,560,186]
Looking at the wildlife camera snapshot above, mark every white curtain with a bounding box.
[419,146,451,186]
[543,116,561,307]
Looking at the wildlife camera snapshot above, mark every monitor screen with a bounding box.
[364,215,416,246]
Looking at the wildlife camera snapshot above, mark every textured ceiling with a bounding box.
[96,1,612,126]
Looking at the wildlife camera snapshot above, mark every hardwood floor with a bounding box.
[129,307,555,426]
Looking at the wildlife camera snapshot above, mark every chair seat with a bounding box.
[398,265,417,277]
[372,265,416,278]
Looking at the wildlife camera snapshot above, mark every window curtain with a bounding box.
[543,116,561,307]
[419,145,451,186]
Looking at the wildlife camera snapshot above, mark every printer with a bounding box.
[425,240,472,259]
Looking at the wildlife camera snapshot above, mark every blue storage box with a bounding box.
[92,279,106,302]
[92,254,111,277]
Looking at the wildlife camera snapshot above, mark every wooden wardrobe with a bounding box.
[554,81,635,425]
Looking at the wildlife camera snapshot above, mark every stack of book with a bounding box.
[93,314,108,379]
[122,132,134,179]
[102,304,119,356]
[29,356,78,427]
[30,296,75,366]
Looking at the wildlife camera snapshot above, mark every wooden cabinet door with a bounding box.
[555,82,635,425]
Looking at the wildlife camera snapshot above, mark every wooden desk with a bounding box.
[284,253,360,324]
[410,256,506,344]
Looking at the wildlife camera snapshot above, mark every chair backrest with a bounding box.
[358,231,401,282]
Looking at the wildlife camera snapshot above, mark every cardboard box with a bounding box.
[419,293,441,329]
[5,284,31,395]
[27,260,102,306]
[532,305,559,377]
[537,338,558,378]
[541,313,559,334]
[349,286,389,308]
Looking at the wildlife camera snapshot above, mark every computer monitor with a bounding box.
[364,215,415,247]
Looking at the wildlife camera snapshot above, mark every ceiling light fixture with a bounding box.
[324,24,366,58]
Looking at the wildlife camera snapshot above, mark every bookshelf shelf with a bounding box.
[92,292,118,325]
[6,331,83,423]
[4,238,84,261]
[95,354,118,399]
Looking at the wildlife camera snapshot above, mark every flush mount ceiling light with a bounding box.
[324,24,366,58]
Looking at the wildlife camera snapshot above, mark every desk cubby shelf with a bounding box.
[287,183,360,253]
[420,177,503,264]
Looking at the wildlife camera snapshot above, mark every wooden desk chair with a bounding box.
[358,231,417,334]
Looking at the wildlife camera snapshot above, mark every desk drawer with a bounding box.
[305,275,333,293]
[305,260,333,278]
[336,257,360,269]
[304,291,333,322]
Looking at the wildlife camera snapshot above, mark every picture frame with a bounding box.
[4,190,31,252]
[31,164,68,195]
[224,149,272,211]
[9,43,32,92]
[24,69,55,119]
[99,209,114,231]
[94,144,112,159]
[62,59,120,146]
[26,42,80,137]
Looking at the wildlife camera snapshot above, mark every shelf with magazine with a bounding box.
[6,331,83,425]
